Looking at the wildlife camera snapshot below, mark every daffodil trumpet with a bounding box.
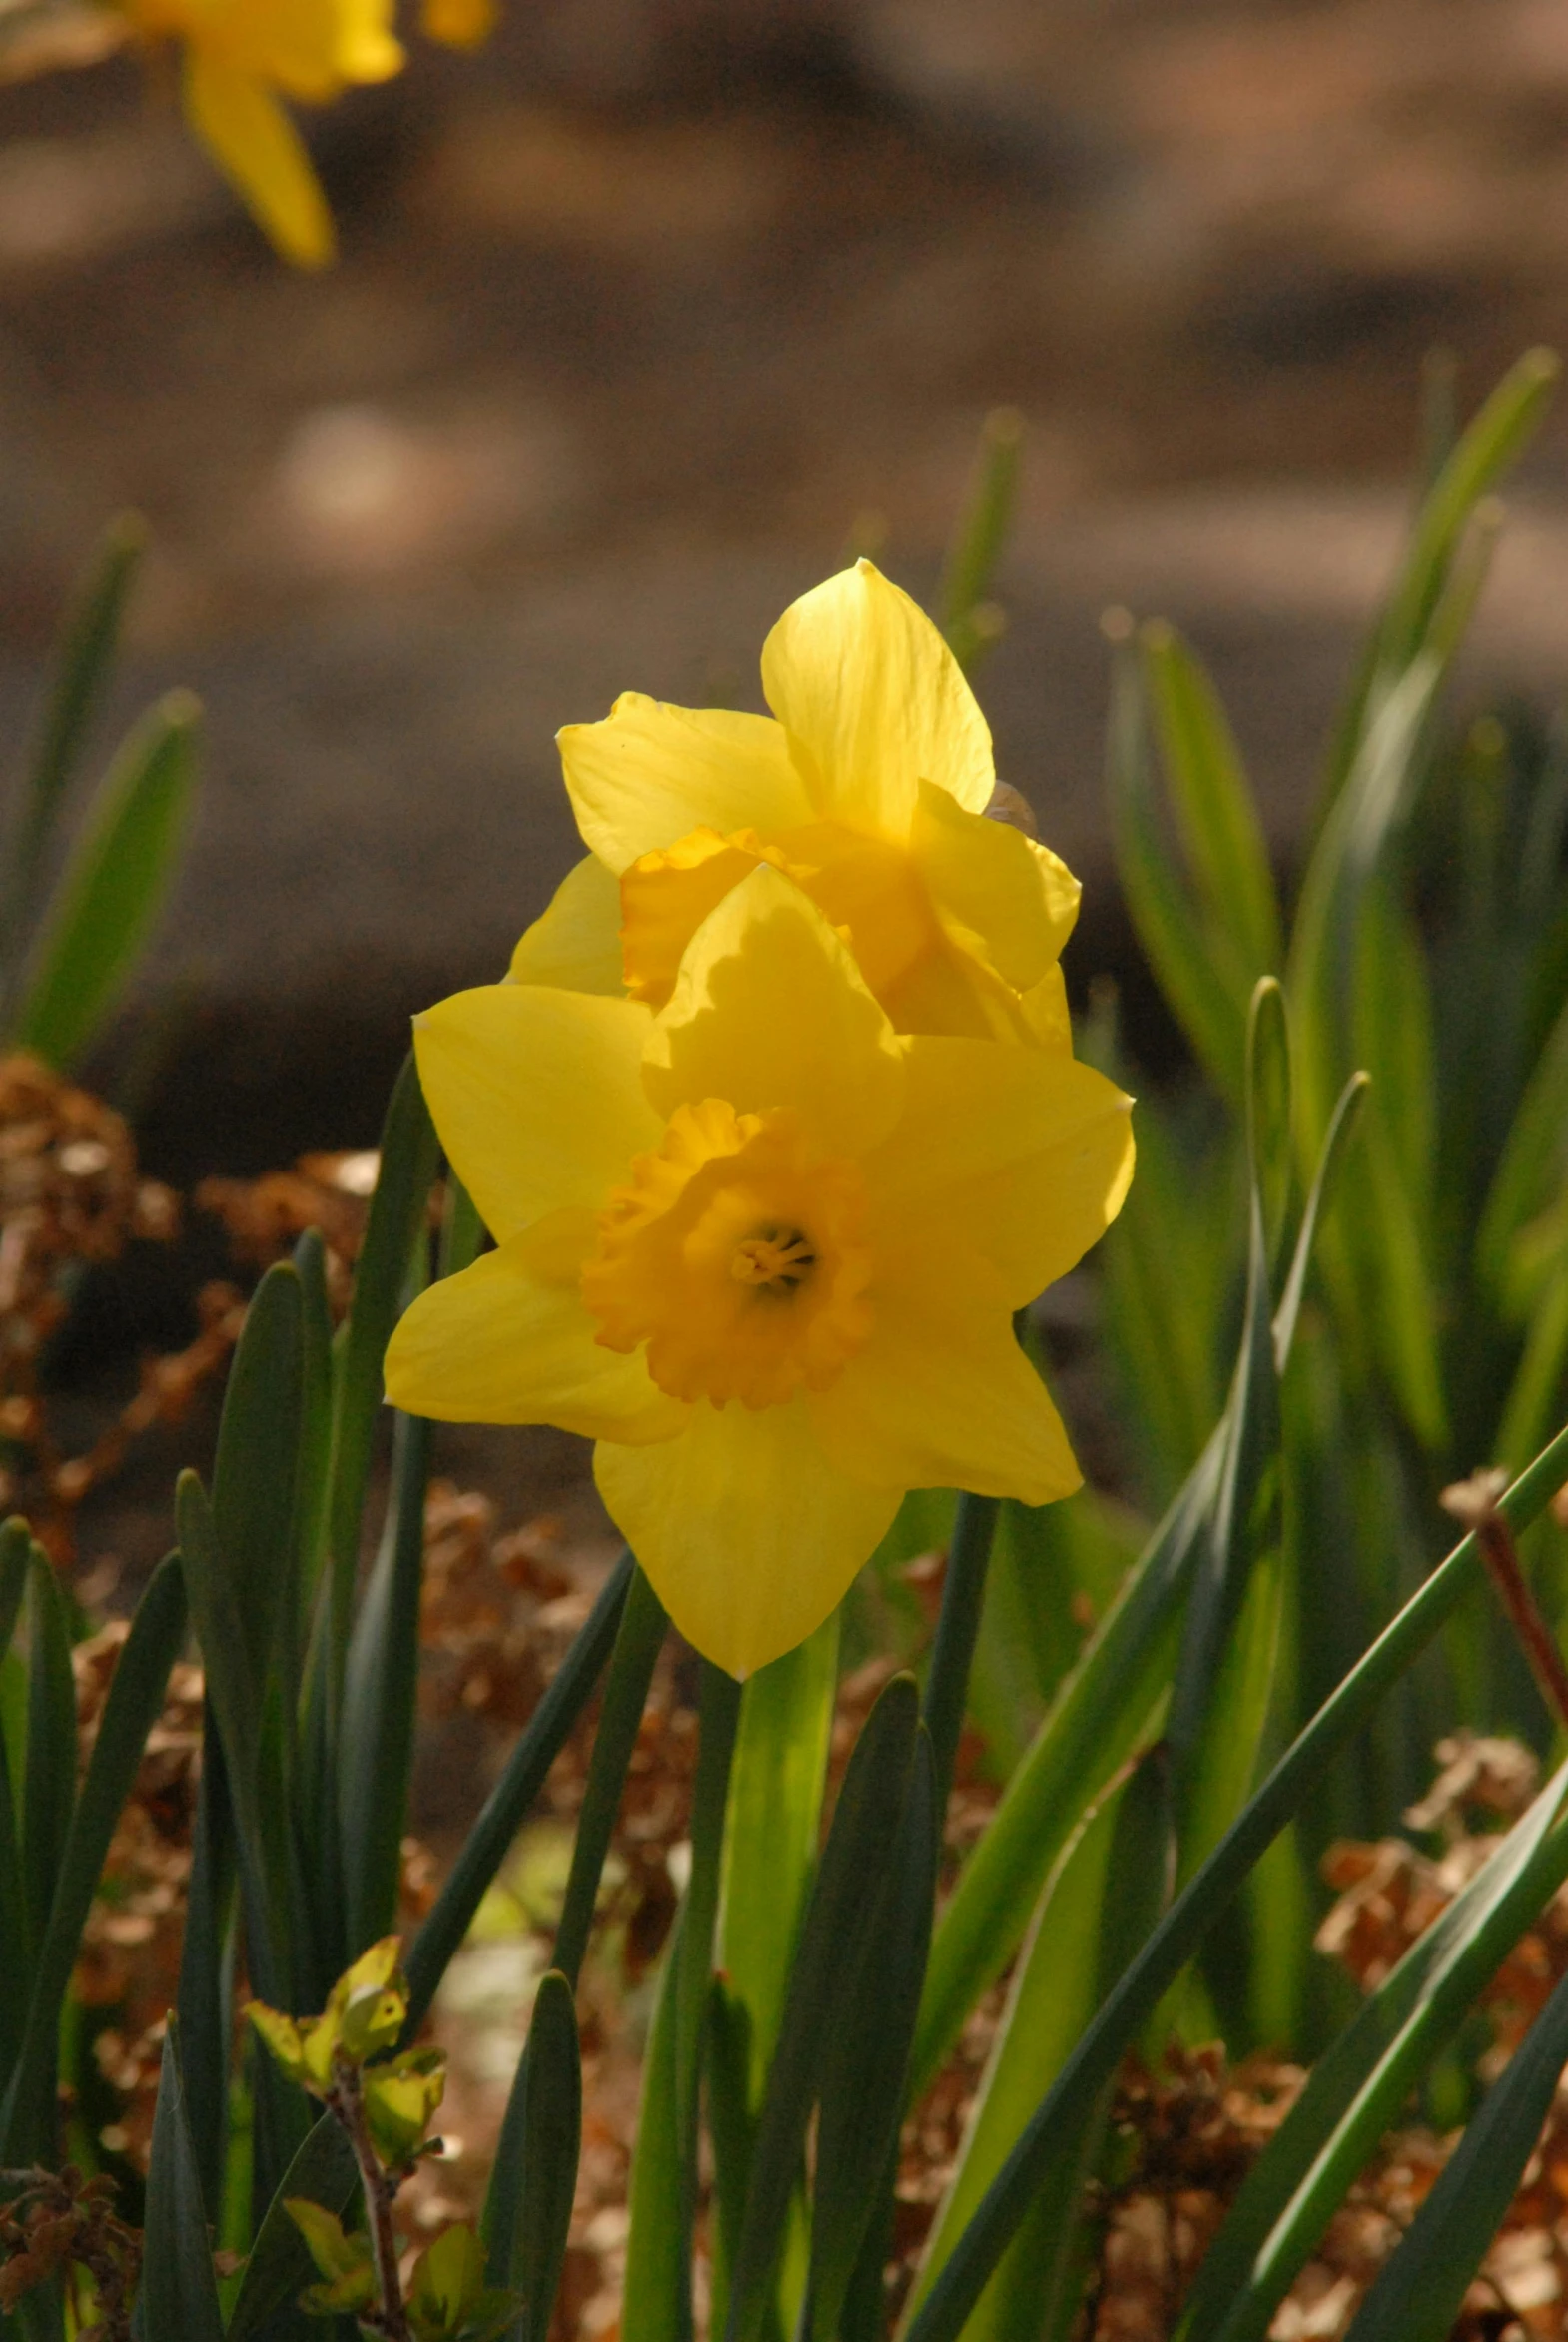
[387,866,1133,1678]
[512,558,1083,1051]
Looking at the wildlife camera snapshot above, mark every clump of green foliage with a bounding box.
[5,358,1568,2342]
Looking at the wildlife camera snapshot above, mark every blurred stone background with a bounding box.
[4,0,1568,1174]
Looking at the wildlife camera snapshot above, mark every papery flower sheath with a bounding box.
[114,0,402,264]
[511,559,1081,1049]
[386,865,1134,1677]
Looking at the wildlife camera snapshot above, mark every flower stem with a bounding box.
[923,1492,1001,1820]
[329,2065,409,2341]
[1441,1467,1568,1733]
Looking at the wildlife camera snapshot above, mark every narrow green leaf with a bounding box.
[725,1675,921,2342]
[1477,985,1568,1297]
[969,1490,1143,1762]
[1141,621,1282,985]
[21,1549,74,1970]
[0,1556,185,2165]
[339,1409,433,1955]
[213,1261,305,1695]
[402,1551,632,2034]
[1344,1959,1568,2342]
[1169,1073,1282,1879]
[673,1665,743,2222]
[326,1053,439,1671]
[909,1757,1163,2332]
[1497,1254,1568,1472]
[1271,1072,1368,1370]
[140,2022,226,2342]
[720,1609,839,2104]
[486,1970,580,2342]
[174,1718,236,2225]
[1107,629,1250,1100]
[176,1471,284,2006]
[1243,976,1291,1267]
[811,1725,939,2341]
[622,1908,689,2342]
[901,1414,1568,2342]
[706,1980,756,2326]
[958,1746,1176,2342]
[484,1571,669,2318]
[1319,348,1557,817]
[1180,1756,1568,2342]
[617,1664,743,2342]
[939,409,1023,673]
[553,1566,668,1987]
[11,691,199,1071]
[0,1517,31,1662]
[0,1520,32,2086]
[912,1430,1217,2096]
[1288,655,1449,1445]
[290,1226,336,1692]
[215,2117,358,2340]
[923,1493,999,1815]
[1,512,145,982]
[1382,348,1558,677]
[1096,1095,1233,1503]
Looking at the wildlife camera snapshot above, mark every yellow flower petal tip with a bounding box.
[392,853,1134,1677]
[120,0,403,264]
[537,559,1080,1044]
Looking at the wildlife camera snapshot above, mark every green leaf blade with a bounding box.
[140,2022,227,2342]
[10,689,199,1071]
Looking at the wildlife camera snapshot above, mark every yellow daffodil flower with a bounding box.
[387,865,1133,1677]
[115,0,402,266]
[511,559,1081,1051]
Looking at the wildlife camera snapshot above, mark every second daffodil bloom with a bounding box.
[512,559,1083,1050]
[387,865,1134,1678]
[115,0,402,265]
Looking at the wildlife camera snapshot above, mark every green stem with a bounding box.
[922,1494,1001,1819]
[676,1665,744,2207]
[553,1564,669,1987]
[329,2064,408,2342]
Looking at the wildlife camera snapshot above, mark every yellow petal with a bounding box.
[422,0,495,44]
[414,984,659,1242]
[760,561,994,840]
[1020,963,1072,1052]
[182,49,334,266]
[861,1039,1134,1304]
[386,1211,687,1441]
[509,855,625,995]
[559,693,811,876]
[594,1399,900,1677]
[810,1249,1081,1504]
[911,780,1080,993]
[214,0,402,96]
[332,0,403,80]
[641,862,905,1160]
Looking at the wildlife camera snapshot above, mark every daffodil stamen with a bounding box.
[579,1100,873,1411]
[731,1227,817,1291]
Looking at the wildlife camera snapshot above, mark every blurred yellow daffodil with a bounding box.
[387,866,1133,1676]
[115,0,402,265]
[512,559,1081,1050]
